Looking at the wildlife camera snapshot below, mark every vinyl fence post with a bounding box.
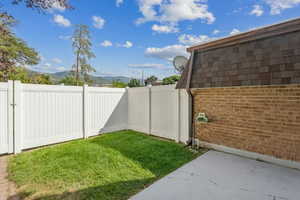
[13,80,22,153]
[83,84,89,139]
[175,88,180,143]
[148,84,152,135]
[125,87,129,131]
[7,80,14,153]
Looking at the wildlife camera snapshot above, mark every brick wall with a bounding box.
[192,84,300,161]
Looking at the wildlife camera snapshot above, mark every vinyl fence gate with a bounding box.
[0,81,13,154]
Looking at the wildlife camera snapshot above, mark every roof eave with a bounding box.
[187,17,300,53]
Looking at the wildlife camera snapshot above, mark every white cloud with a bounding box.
[31,61,67,73]
[116,0,124,7]
[264,0,300,15]
[39,55,45,61]
[53,14,71,27]
[44,63,52,68]
[93,71,120,77]
[250,5,264,16]
[136,0,215,25]
[144,32,217,62]
[101,40,113,47]
[52,58,62,64]
[58,35,71,40]
[145,44,189,61]
[187,25,193,30]
[152,24,179,33]
[230,28,241,35]
[178,34,216,46]
[92,16,105,29]
[122,41,133,48]
[233,7,243,13]
[56,67,66,71]
[51,2,66,12]
[128,63,167,69]
[212,29,220,35]
[24,64,33,70]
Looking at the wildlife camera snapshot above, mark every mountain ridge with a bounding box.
[26,70,131,84]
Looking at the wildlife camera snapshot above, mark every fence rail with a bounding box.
[0,81,190,154]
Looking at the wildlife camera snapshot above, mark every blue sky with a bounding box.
[3,0,300,79]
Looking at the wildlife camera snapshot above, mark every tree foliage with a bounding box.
[72,24,96,85]
[0,12,40,82]
[0,67,30,82]
[32,73,52,84]
[0,12,16,34]
[0,29,39,66]
[0,67,53,84]
[0,0,71,84]
[59,75,83,86]
[11,0,72,11]
[112,80,127,88]
[145,75,158,85]
[128,79,141,88]
[162,75,180,85]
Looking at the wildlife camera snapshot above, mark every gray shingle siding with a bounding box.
[177,19,300,89]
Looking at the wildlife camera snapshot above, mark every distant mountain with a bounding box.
[48,71,131,85]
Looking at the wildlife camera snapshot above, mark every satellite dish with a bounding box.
[173,56,188,73]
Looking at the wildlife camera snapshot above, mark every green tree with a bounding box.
[32,74,53,85]
[112,80,127,88]
[1,0,71,84]
[128,79,141,88]
[162,75,181,85]
[59,75,84,86]
[0,12,16,34]
[3,67,31,82]
[1,67,53,84]
[145,75,158,85]
[72,24,96,85]
[80,57,96,84]
[0,13,40,82]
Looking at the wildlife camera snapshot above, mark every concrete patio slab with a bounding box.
[130,150,300,200]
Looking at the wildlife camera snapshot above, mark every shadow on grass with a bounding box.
[8,178,155,200]
[88,131,198,177]
[8,131,198,200]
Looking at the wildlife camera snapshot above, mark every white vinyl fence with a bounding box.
[0,81,13,154]
[128,85,190,143]
[0,81,189,155]
[87,87,128,136]
[20,84,84,150]
[1,81,127,154]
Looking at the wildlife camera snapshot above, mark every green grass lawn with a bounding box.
[8,130,201,200]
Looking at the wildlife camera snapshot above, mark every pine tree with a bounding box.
[72,24,96,85]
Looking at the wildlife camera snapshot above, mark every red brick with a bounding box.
[192,84,300,162]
